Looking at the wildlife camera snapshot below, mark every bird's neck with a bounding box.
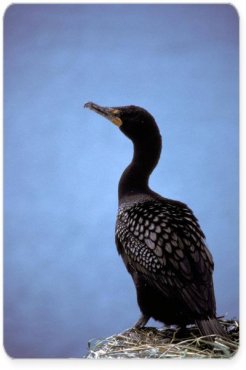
[118,134,162,202]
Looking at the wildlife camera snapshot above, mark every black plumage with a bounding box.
[84,102,226,337]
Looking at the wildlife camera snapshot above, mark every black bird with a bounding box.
[84,102,225,337]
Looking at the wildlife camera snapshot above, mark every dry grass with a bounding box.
[85,319,239,359]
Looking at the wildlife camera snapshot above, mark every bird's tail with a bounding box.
[196,317,228,338]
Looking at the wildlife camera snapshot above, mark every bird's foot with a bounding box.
[134,314,150,329]
[175,325,190,338]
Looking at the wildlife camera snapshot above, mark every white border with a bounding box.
[0,0,243,369]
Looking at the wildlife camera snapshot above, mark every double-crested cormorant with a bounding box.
[84,102,225,337]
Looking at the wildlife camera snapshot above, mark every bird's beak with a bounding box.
[84,102,123,127]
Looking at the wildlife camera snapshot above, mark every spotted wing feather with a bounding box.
[116,199,215,316]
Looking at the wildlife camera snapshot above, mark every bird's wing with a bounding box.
[116,199,215,315]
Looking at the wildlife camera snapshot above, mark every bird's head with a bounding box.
[84,102,160,142]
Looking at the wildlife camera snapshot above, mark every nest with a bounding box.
[85,319,239,359]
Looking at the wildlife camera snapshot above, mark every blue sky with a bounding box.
[4,4,239,357]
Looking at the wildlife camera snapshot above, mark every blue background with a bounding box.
[4,4,239,358]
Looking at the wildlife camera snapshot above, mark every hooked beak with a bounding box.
[84,102,123,127]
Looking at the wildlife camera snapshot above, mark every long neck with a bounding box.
[118,132,162,202]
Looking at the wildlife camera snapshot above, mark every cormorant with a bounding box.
[84,101,226,337]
